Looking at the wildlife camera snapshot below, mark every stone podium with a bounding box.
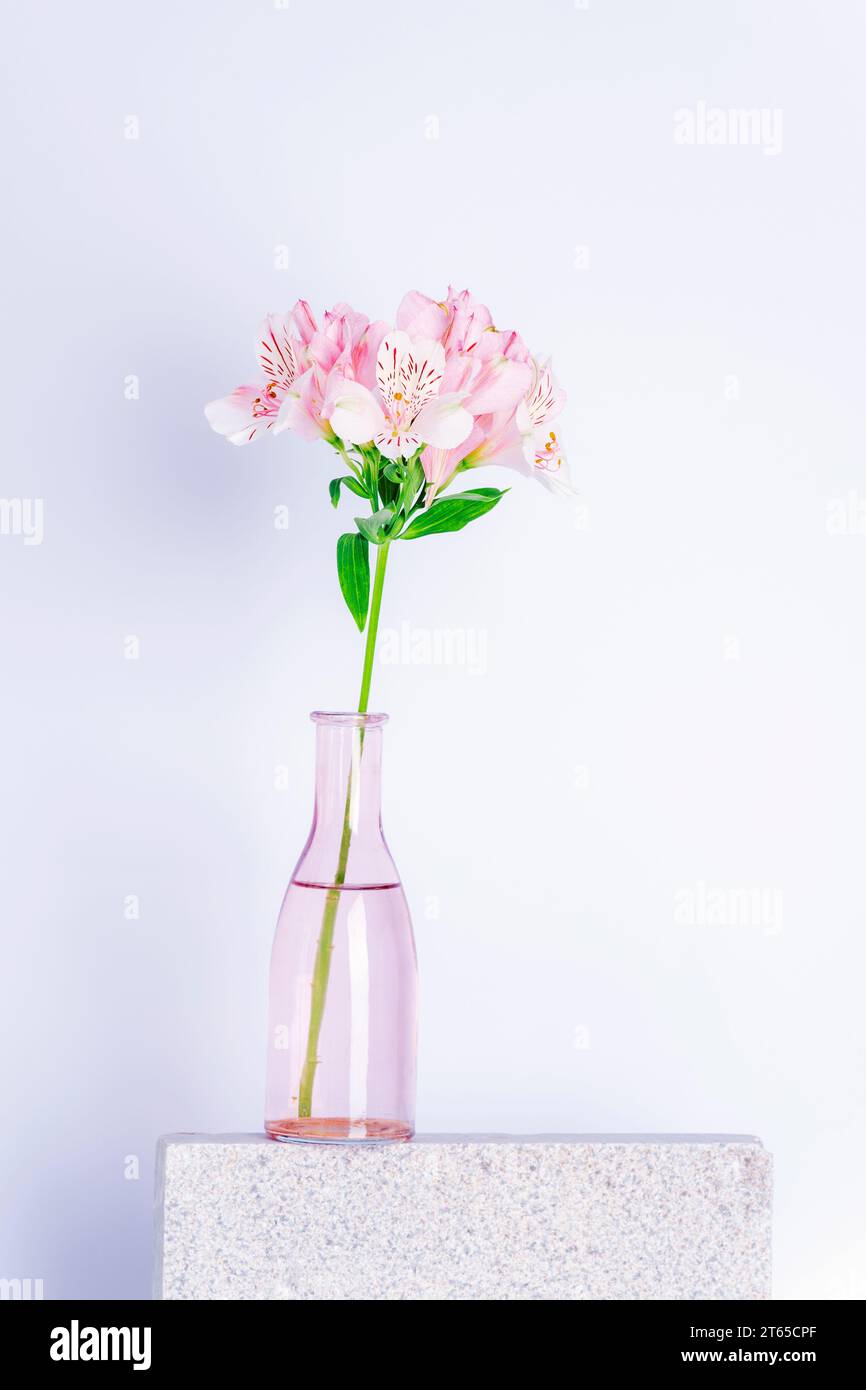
[154,1133,772,1300]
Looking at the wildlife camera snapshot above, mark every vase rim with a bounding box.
[310,710,388,727]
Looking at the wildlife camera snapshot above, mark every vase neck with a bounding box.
[292,713,399,889]
[313,719,383,835]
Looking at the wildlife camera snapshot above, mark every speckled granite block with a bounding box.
[154,1134,772,1301]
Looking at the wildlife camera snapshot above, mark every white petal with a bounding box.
[531,433,573,495]
[257,314,300,390]
[535,459,576,497]
[401,337,446,415]
[374,430,421,460]
[413,394,474,450]
[271,393,296,436]
[327,379,387,444]
[375,331,412,410]
[205,387,271,446]
[524,357,565,429]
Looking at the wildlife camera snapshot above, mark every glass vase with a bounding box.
[265,712,418,1142]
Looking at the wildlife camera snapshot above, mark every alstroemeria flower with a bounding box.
[397,287,531,419]
[326,331,473,460]
[260,300,382,444]
[398,286,496,357]
[460,359,573,496]
[441,286,495,355]
[278,365,338,443]
[207,291,574,501]
[204,313,306,446]
[516,358,569,487]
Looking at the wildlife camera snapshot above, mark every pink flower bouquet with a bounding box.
[207,287,570,699]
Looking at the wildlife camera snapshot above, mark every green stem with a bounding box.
[358,543,389,713]
[296,541,391,1119]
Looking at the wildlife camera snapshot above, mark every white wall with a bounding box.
[1,0,864,1299]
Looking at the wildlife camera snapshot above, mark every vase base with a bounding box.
[265,1117,413,1144]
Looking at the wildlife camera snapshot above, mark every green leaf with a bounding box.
[336,533,370,630]
[355,508,394,544]
[377,474,399,508]
[399,488,507,540]
[329,475,368,508]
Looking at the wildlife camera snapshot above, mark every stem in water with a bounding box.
[296,543,390,1118]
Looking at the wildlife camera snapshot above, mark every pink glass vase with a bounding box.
[265,712,418,1142]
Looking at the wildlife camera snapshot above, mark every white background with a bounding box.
[2,0,864,1300]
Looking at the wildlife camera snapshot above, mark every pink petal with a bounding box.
[441,354,478,394]
[443,290,494,352]
[421,446,451,491]
[350,321,390,390]
[290,299,317,345]
[328,302,370,341]
[462,415,524,470]
[466,358,532,415]
[421,425,486,500]
[396,291,450,340]
[271,366,335,441]
[308,330,343,373]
